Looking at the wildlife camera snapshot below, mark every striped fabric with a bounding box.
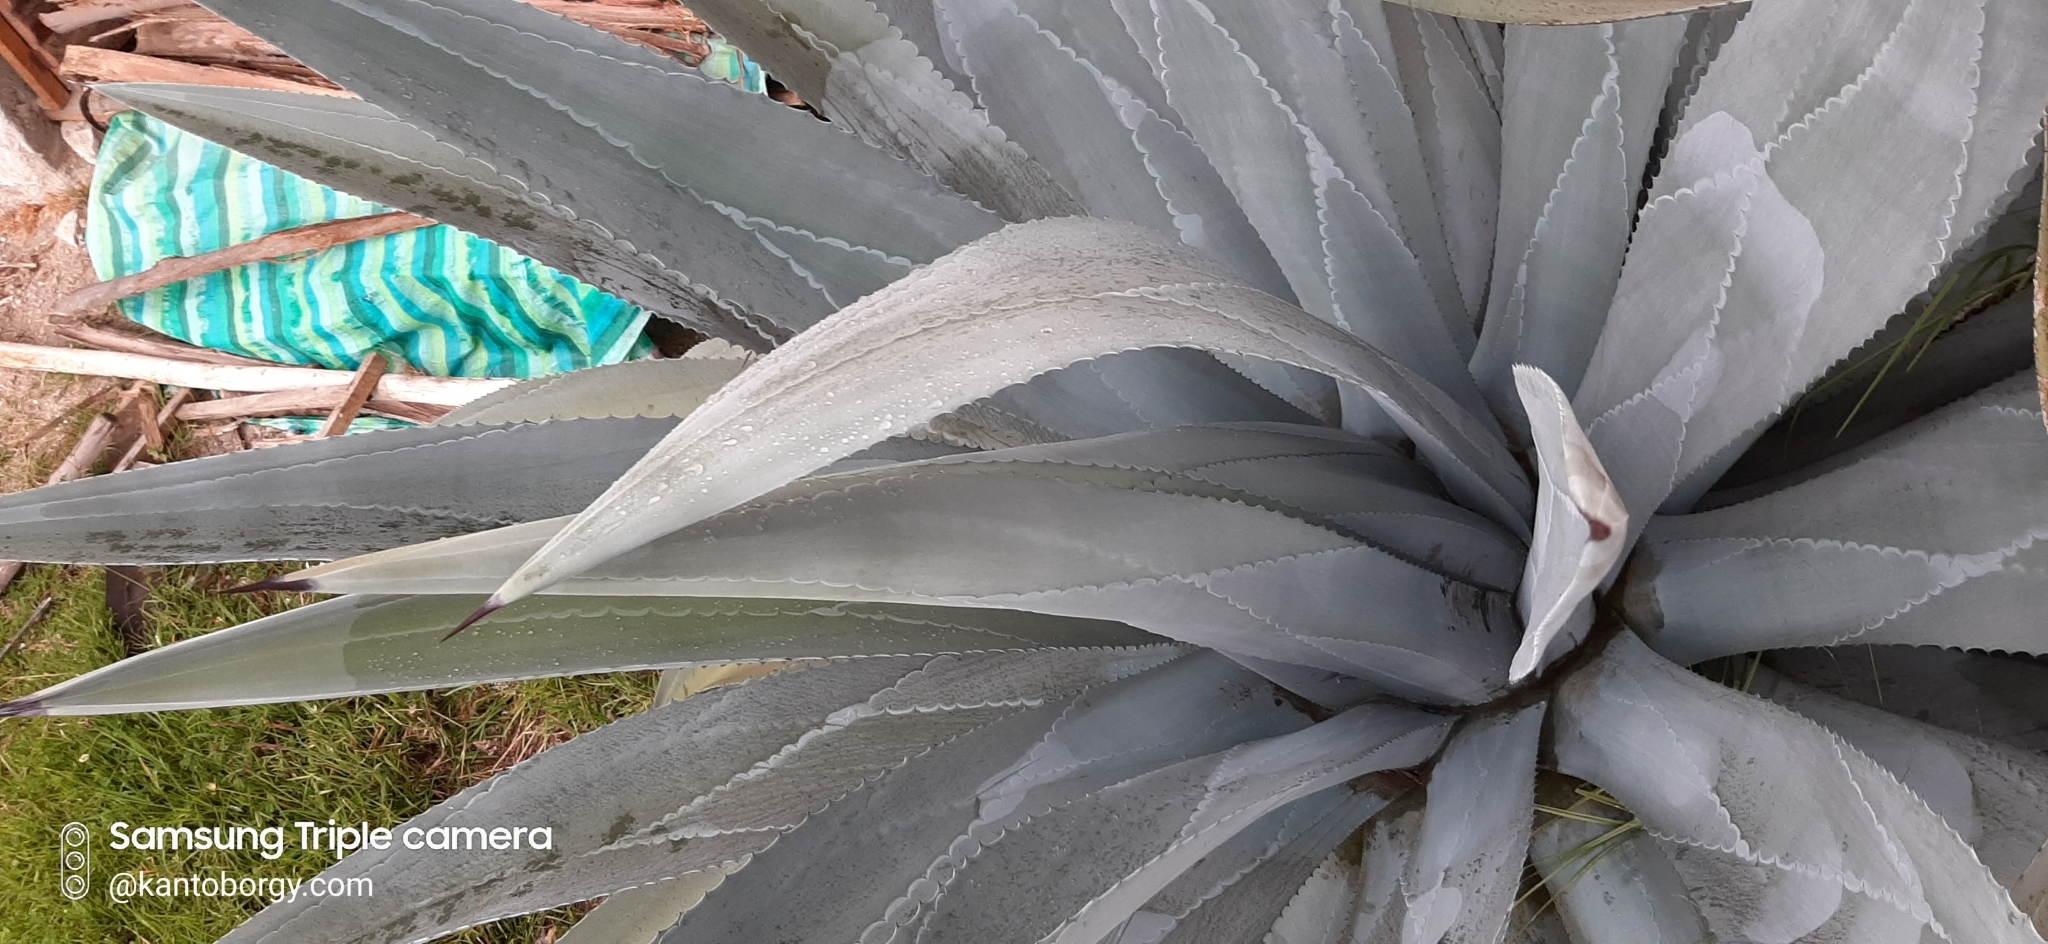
[86,111,652,384]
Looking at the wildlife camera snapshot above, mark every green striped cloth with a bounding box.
[86,111,652,388]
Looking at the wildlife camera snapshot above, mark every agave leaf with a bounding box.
[1509,366,1626,681]
[1331,0,1465,338]
[1709,291,2036,505]
[1201,0,1465,335]
[1128,784,1405,944]
[217,650,1178,944]
[1264,850,1362,944]
[1381,7,1500,325]
[1147,0,1344,327]
[1765,646,2048,754]
[1624,374,2048,663]
[1470,18,1684,429]
[485,218,1532,614]
[940,0,1178,232]
[434,356,749,426]
[1579,0,2048,520]
[0,417,679,564]
[1527,774,1709,944]
[882,703,1450,944]
[1146,0,1482,420]
[989,0,1302,304]
[659,654,1322,942]
[553,868,734,944]
[1347,790,1426,944]
[1554,630,2044,944]
[1572,109,1825,528]
[278,441,1523,703]
[683,0,1083,222]
[1401,702,1544,944]
[0,595,1161,715]
[989,349,1319,441]
[97,84,781,348]
[1381,0,1744,25]
[197,0,1003,332]
[1750,666,2048,885]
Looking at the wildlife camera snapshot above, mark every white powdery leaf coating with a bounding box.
[218,653,1166,944]
[1553,631,2045,944]
[1752,668,2048,886]
[1471,16,1684,431]
[845,704,1448,944]
[1528,816,1709,944]
[1574,108,1824,531]
[1578,0,2048,523]
[436,357,749,425]
[488,217,1531,610]
[1400,702,1544,944]
[1509,366,1626,682]
[1143,789,1390,944]
[939,0,1178,232]
[1630,374,2048,663]
[1265,851,1361,944]
[1352,799,1424,944]
[660,654,1306,944]
[1381,7,1499,326]
[1150,0,1344,328]
[688,0,1084,222]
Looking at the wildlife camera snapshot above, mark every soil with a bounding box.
[0,167,109,493]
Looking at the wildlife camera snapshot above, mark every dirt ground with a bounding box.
[0,149,108,494]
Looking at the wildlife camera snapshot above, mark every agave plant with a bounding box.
[6,0,2048,940]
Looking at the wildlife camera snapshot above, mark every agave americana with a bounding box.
[4,0,2048,941]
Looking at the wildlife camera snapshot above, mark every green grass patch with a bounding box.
[0,562,655,943]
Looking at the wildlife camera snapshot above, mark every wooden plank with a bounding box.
[56,322,284,369]
[59,45,354,97]
[317,353,387,437]
[0,3,68,112]
[0,341,514,405]
[175,387,450,424]
[111,386,191,472]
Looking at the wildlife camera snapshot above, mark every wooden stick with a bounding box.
[59,45,353,98]
[0,413,120,596]
[55,212,433,314]
[0,595,56,663]
[174,387,449,424]
[45,413,119,485]
[0,342,514,405]
[56,322,282,369]
[111,386,192,473]
[318,353,387,437]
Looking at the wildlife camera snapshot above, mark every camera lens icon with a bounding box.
[59,822,89,902]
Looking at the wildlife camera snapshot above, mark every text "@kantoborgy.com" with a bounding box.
[59,819,555,904]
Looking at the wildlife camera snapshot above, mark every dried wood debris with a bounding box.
[14,0,717,118]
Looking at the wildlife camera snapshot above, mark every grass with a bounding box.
[0,560,656,943]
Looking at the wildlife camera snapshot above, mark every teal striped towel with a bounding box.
[86,111,652,391]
